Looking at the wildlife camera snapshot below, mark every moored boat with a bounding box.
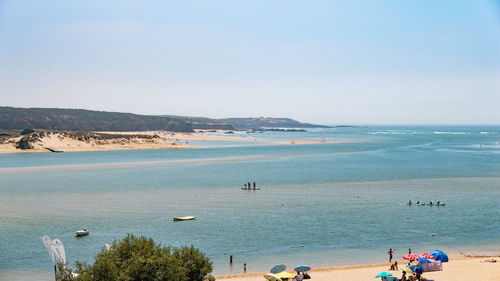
[75,228,89,237]
[173,216,196,221]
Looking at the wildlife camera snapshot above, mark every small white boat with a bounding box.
[75,228,89,237]
[173,216,196,221]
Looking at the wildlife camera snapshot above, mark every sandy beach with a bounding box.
[0,130,357,154]
[0,130,241,154]
[216,254,500,281]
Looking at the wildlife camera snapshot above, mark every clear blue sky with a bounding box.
[1,0,499,124]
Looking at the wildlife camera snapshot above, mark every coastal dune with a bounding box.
[0,131,223,153]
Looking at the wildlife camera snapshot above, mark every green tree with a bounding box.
[58,234,213,281]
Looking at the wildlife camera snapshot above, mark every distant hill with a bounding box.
[163,115,234,130]
[0,107,329,132]
[219,117,330,130]
[167,116,329,130]
[0,107,195,132]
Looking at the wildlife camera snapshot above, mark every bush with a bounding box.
[57,234,213,281]
[20,128,35,135]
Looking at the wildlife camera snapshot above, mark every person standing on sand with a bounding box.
[229,255,233,264]
[253,182,256,189]
[388,248,394,262]
[409,248,412,254]
[243,263,247,273]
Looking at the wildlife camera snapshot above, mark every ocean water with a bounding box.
[1,126,500,280]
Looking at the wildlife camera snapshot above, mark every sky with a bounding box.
[0,0,499,125]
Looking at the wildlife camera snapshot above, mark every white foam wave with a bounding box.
[433,131,469,135]
[480,132,498,135]
[369,131,427,135]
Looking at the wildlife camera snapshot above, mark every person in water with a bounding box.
[429,201,433,206]
[408,200,412,205]
[244,183,247,189]
[437,201,441,205]
[253,182,256,188]
[388,248,394,262]
[417,201,420,205]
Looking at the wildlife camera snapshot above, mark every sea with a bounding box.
[1,126,499,280]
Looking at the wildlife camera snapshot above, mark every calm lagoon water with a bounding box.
[1,126,500,280]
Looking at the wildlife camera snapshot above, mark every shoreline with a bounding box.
[215,252,500,281]
[0,130,359,154]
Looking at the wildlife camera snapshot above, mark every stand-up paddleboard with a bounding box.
[241,187,261,190]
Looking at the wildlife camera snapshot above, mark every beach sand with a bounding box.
[0,130,358,154]
[216,255,500,281]
[0,131,237,154]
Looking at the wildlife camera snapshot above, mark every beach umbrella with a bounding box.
[275,271,295,280]
[420,253,435,259]
[375,272,393,278]
[294,265,312,272]
[264,273,281,281]
[429,250,448,262]
[402,254,419,260]
[417,257,430,263]
[403,266,415,274]
[270,264,286,274]
[415,264,424,274]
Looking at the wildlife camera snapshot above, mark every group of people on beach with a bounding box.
[294,271,311,280]
[408,200,441,206]
[388,248,427,281]
[243,181,257,190]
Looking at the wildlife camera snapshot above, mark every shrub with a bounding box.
[20,128,35,135]
[57,234,213,281]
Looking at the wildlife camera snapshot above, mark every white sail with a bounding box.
[41,236,55,264]
[51,238,66,265]
[105,243,111,253]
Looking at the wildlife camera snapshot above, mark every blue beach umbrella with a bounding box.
[375,272,392,278]
[415,264,424,274]
[429,250,449,262]
[417,257,430,263]
[270,264,286,274]
[294,265,312,272]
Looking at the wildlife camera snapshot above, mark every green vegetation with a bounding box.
[0,107,195,132]
[1,106,328,132]
[219,117,330,130]
[20,128,35,135]
[57,234,214,281]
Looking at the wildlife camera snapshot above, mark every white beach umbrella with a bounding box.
[264,273,282,281]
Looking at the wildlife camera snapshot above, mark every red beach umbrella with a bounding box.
[420,253,435,259]
[402,254,419,260]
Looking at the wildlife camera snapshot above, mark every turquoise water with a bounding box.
[1,126,500,280]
